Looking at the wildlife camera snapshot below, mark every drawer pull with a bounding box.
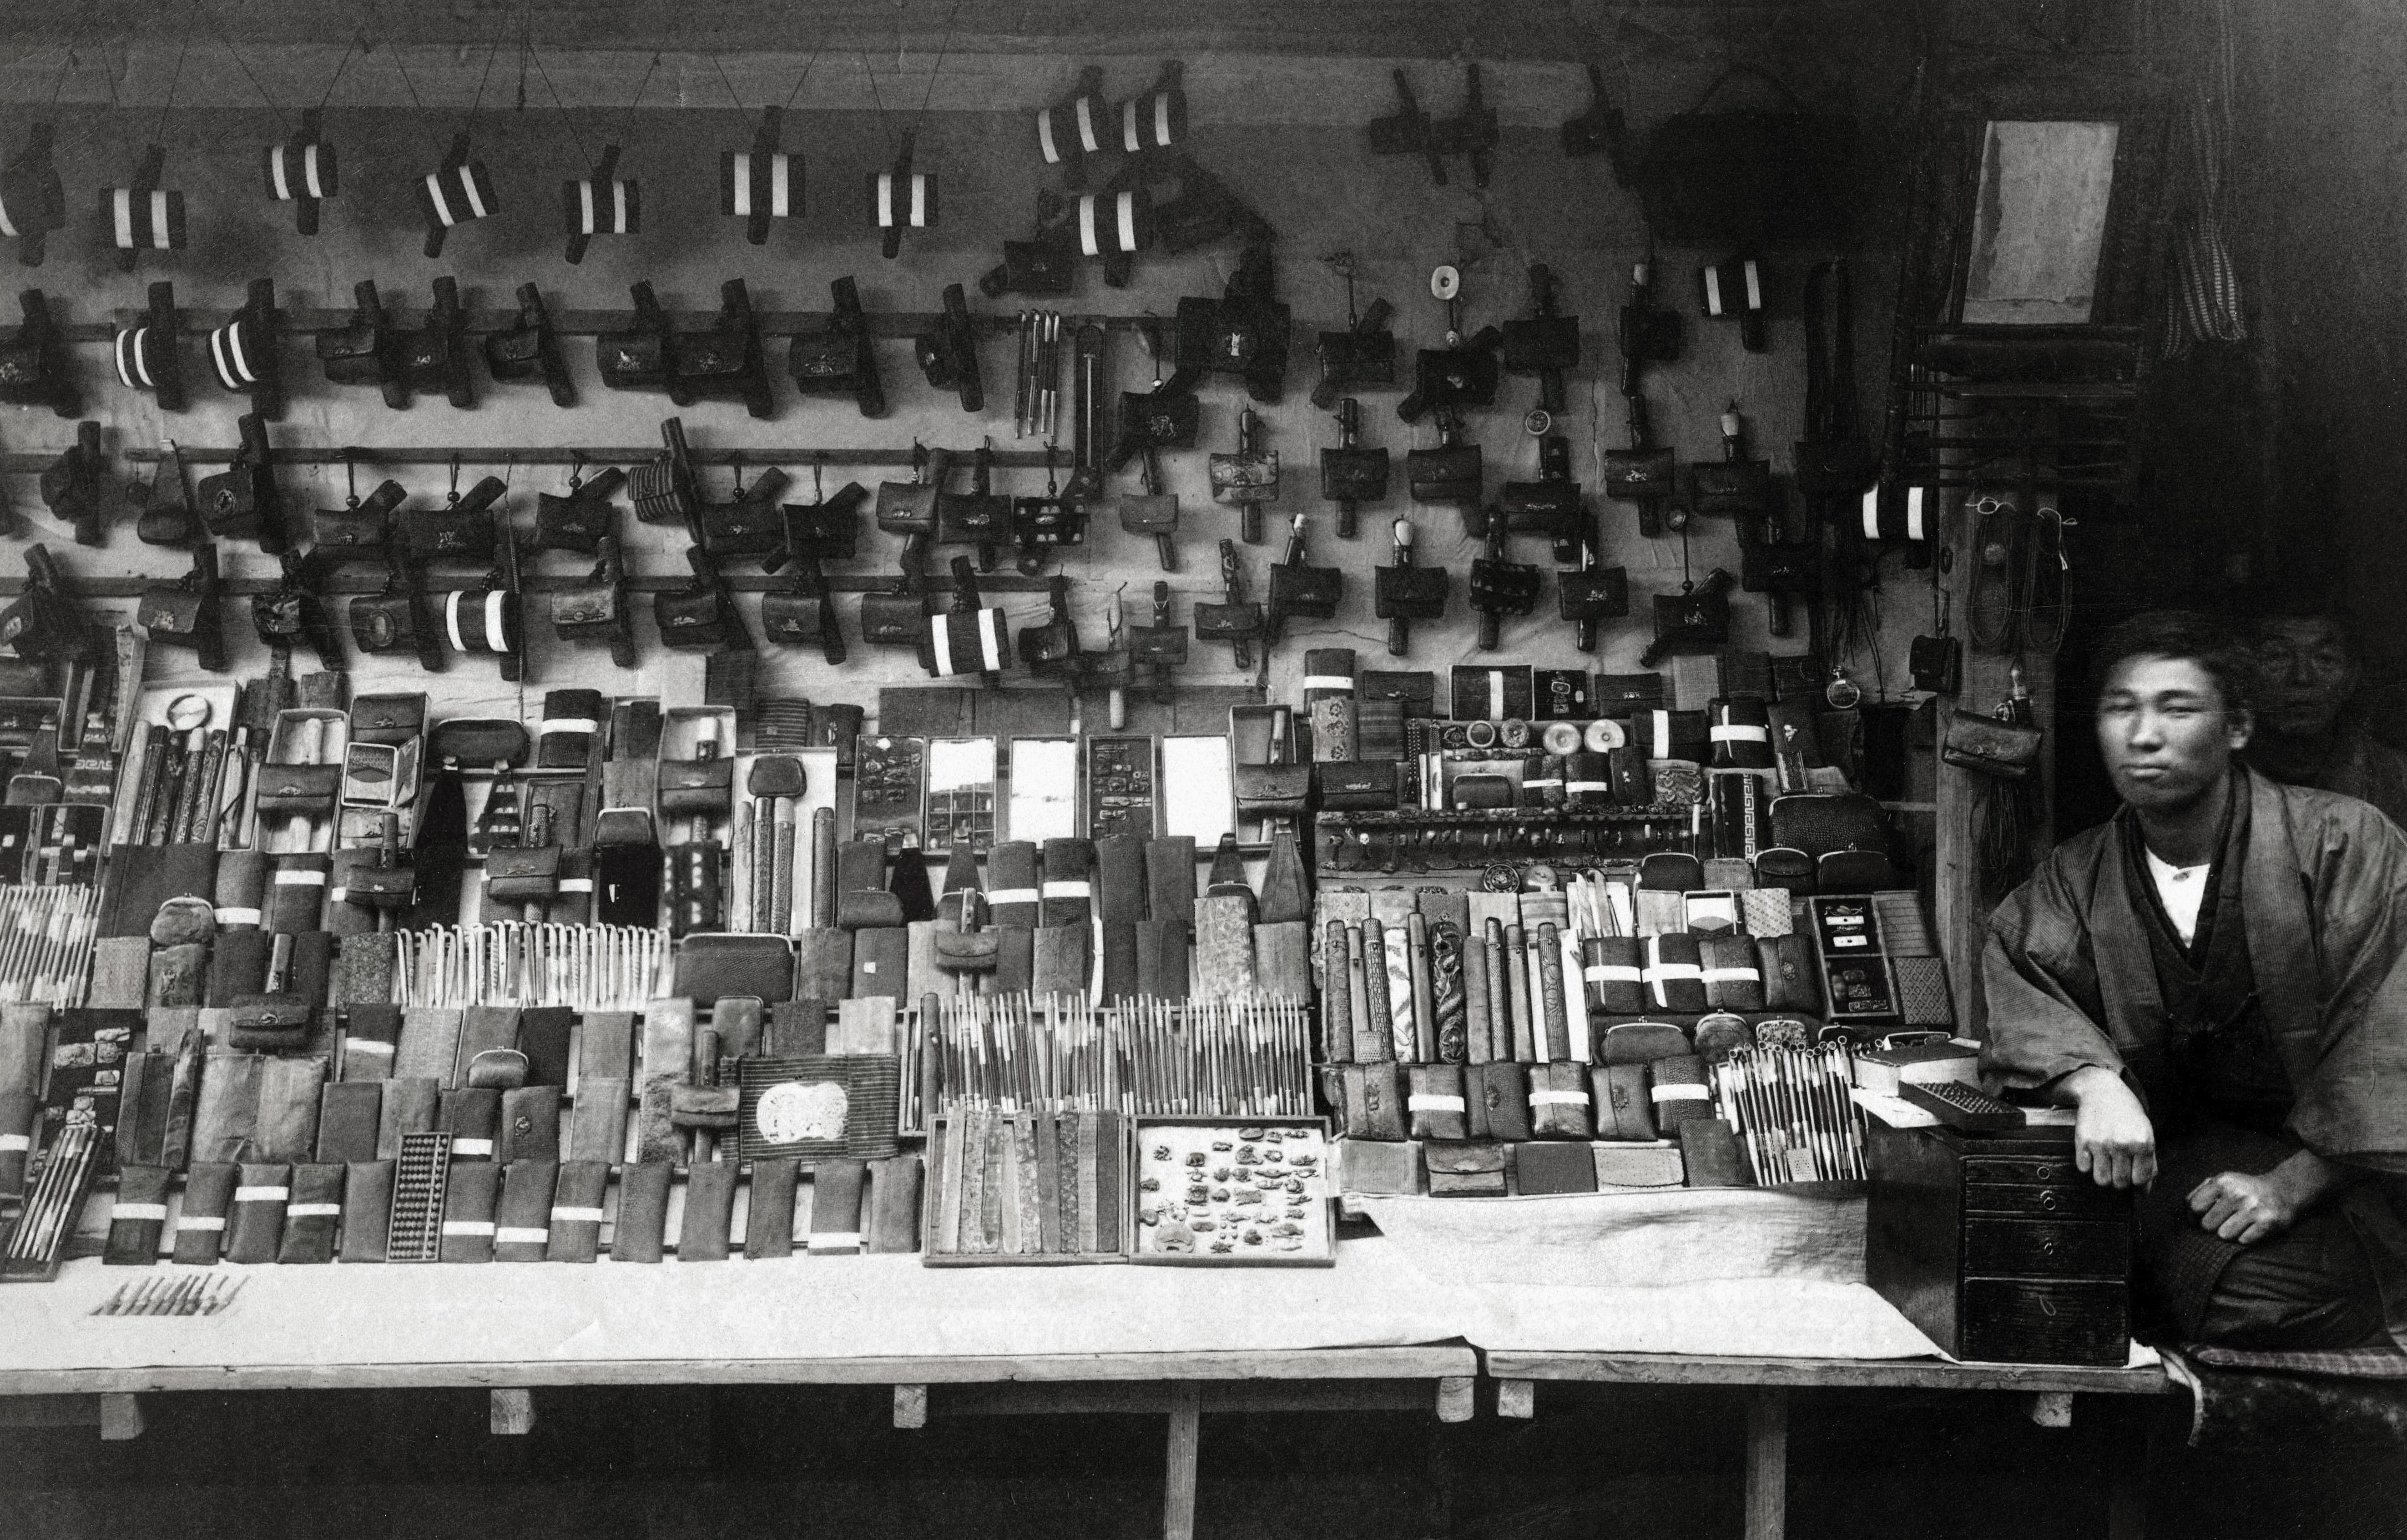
[2040,1192,2059,1211]
[2040,1239,2058,1256]
[2040,1298,2058,1317]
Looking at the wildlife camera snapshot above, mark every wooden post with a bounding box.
[1496,1378,1535,1419]
[1435,1375,1475,1424]
[2026,1390,2075,1428]
[893,1384,929,1429]
[97,1393,142,1442]
[488,1388,534,1436]
[1163,1381,1202,1540]
[1934,492,2058,1036]
[1744,1386,1788,1540]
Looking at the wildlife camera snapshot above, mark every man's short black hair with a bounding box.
[2094,610,2254,717]
[2239,586,2360,659]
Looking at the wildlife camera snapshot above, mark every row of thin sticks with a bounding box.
[393,923,670,1010]
[3,1122,95,1269]
[932,992,1315,1118]
[1712,1045,1867,1184]
[0,885,99,1007]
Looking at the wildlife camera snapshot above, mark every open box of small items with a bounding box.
[1132,1117,1334,1265]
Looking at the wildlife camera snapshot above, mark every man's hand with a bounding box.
[2187,1172,2297,1245]
[2187,1151,2355,1245]
[2062,1066,2157,1188]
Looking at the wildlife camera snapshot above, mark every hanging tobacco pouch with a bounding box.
[1407,442,1482,505]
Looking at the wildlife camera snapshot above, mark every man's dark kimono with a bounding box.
[1982,767,2407,1348]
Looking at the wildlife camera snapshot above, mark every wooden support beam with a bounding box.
[1743,1387,1788,1540]
[893,1384,928,1429]
[1163,1382,1202,1540]
[487,1388,534,1436]
[1435,1375,1475,1424]
[2025,1390,2075,1428]
[97,1392,142,1442]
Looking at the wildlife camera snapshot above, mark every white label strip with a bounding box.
[551,1206,605,1224]
[1704,265,1723,315]
[1651,1084,1711,1103]
[1042,880,1091,899]
[987,887,1039,907]
[451,1138,494,1157]
[1528,1090,1588,1106]
[215,906,262,925]
[1710,725,1769,743]
[442,1220,495,1237]
[494,1226,550,1245]
[234,1186,290,1203]
[112,1203,167,1221]
[1584,964,1643,983]
[179,1215,225,1232]
[274,869,328,886]
[1406,1094,1466,1112]
[286,1203,340,1219]
[1037,108,1061,164]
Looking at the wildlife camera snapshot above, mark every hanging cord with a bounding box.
[184,0,289,134]
[382,34,449,164]
[41,14,104,114]
[2159,0,2244,358]
[909,0,967,136]
[524,40,593,173]
[858,50,891,150]
[149,4,194,154]
[612,50,660,165]
[314,30,362,114]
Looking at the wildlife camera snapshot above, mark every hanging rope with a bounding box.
[185,0,288,134]
[526,42,592,174]
[614,50,660,154]
[2159,0,2245,358]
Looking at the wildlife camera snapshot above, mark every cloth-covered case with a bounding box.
[1649,1054,1714,1130]
[274,1161,345,1263]
[1405,1064,1467,1141]
[1700,934,1766,1010]
[1338,1062,1407,1141]
[1527,1061,1593,1139]
[544,1159,609,1262]
[1592,1063,1658,1140]
[493,1158,559,1261]
[1423,1141,1507,1197]
[1643,933,1708,1013]
[1466,1060,1533,1142]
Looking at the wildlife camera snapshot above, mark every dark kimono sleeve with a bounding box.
[2289,798,2407,1173]
[1979,837,2129,1098]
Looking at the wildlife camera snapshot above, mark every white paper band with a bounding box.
[112,1203,167,1221]
[1041,880,1091,899]
[441,1220,495,1237]
[0,1133,29,1152]
[274,869,328,886]
[1075,94,1099,154]
[286,1203,340,1219]
[806,1232,862,1252]
[551,1206,605,1224]
[1528,1090,1589,1106]
[346,1039,395,1057]
[1651,1083,1711,1103]
[450,1138,494,1157]
[1302,675,1355,692]
[494,1226,549,1245]
[215,906,263,925]
[1037,108,1061,164]
[987,887,1039,907]
[234,1186,289,1204]
[1584,964,1643,983]
[1406,1094,1465,1112]
[1643,963,1702,981]
[1710,725,1769,743]
[179,1215,224,1232]
[1702,967,1761,984]
[540,719,599,737]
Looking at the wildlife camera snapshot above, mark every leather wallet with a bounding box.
[636,999,696,1165]
[439,1086,501,1161]
[1759,934,1823,1013]
[1514,1141,1598,1194]
[677,1160,738,1261]
[1406,1064,1467,1141]
[439,1159,500,1262]
[1693,1013,1751,1064]
[809,1157,869,1254]
[340,1003,401,1081]
[745,1157,800,1258]
[1528,1061,1593,1139]
[794,930,854,1002]
[866,1155,922,1253]
[394,1007,465,1086]
[316,1080,383,1163]
[105,1163,171,1265]
[1582,936,1646,1015]
[1649,1054,1714,1130]
[494,1158,559,1261]
[850,926,910,999]
[190,1051,262,1164]
[567,1077,629,1163]
[672,933,796,1006]
[1679,1117,1747,1186]
[545,1159,610,1262]
[375,1077,440,1158]
[579,1011,636,1081]
[1424,1141,1507,1197]
[226,1161,291,1264]
[1592,1063,1657,1140]
[1644,934,1708,1013]
[1597,1020,1691,1065]
[251,1054,327,1162]
[519,1007,574,1089]
[1466,1061,1533,1142]
[457,1008,520,1078]
[275,1162,345,1263]
[340,1160,393,1262]
[1701,935,1766,1011]
[174,1160,238,1264]
[610,1160,673,1262]
[1338,1062,1407,1141]
[499,1085,561,1164]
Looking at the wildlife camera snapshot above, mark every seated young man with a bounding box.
[2243,595,2407,830]
[1982,611,2407,1350]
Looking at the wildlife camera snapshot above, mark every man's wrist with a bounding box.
[2058,1065,2127,1106]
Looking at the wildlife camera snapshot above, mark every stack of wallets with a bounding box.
[1130,1118,1332,1264]
[923,1106,1130,1262]
[1852,1037,1980,1096]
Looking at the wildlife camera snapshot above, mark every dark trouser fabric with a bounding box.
[2194,1204,2392,1350]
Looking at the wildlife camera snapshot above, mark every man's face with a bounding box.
[2096,654,2251,813]
[2251,616,2356,737]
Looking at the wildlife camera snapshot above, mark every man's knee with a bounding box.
[2196,1214,2386,1350]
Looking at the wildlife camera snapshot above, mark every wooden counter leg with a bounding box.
[98,1393,142,1442]
[1436,1376,1475,1423]
[489,1389,534,1437]
[1164,1381,1202,1540]
[1496,1378,1535,1420]
[2107,1398,2157,1540]
[1744,1386,1788,1540]
[893,1384,928,1429]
